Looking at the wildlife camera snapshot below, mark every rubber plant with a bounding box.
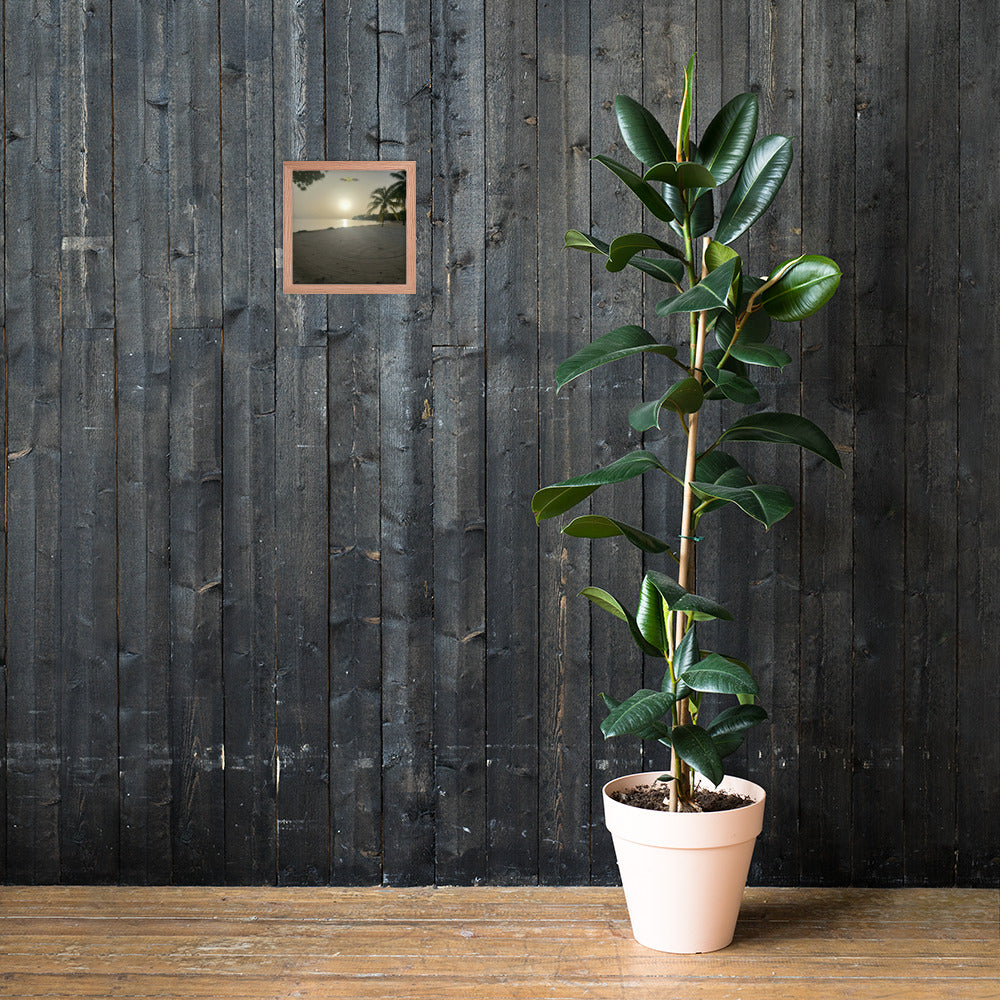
[533,57,842,812]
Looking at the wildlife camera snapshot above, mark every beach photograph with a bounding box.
[283,161,415,293]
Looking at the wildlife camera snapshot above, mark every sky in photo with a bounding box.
[291,169,400,221]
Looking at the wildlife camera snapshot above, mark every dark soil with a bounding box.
[610,783,754,813]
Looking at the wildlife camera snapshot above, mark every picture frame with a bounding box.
[282,160,416,294]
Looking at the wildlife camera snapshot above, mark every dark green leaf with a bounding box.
[564,229,610,255]
[672,624,700,699]
[688,188,715,239]
[701,349,750,400]
[644,570,734,622]
[692,450,752,514]
[760,255,842,321]
[602,689,675,739]
[628,255,686,284]
[728,343,792,368]
[592,155,675,223]
[556,325,677,390]
[719,412,843,468]
[600,693,671,742]
[714,308,771,350]
[629,377,704,432]
[715,134,794,244]
[532,451,666,522]
[682,653,759,696]
[702,364,760,404]
[707,703,768,737]
[690,481,794,529]
[636,575,669,653]
[657,258,739,315]
[605,232,686,272]
[671,724,724,786]
[711,731,744,759]
[698,92,759,184]
[614,95,676,166]
[561,515,676,557]
[643,160,717,188]
[654,291,681,314]
[582,588,663,658]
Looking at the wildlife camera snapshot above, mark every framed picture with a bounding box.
[282,160,416,294]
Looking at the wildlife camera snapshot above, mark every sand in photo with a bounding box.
[292,222,406,285]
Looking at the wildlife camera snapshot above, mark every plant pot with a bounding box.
[603,771,766,954]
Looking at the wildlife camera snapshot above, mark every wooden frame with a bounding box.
[282,160,416,294]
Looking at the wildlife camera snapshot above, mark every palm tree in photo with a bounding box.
[368,184,404,226]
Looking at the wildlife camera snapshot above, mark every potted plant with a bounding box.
[532,57,842,953]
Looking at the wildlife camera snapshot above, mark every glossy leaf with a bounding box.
[701,349,751,401]
[671,724,724,786]
[606,232,686,273]
[643,160,717,188]
[688,188,715,238]
[698,92,759,184]
[714,308,771,350]
[599,693,670,742]
[629,255,686,285]
[727,343,792,368]
[715,134,794,244]
[692,450,752,514]
[682,652,759,695]
[582,587,663,658]
[672,625,700,699]
[602,689,675,738]
[676,55,695,161]
[657,258,739,316]
[614,94,676,166]
[690,480,794,529]
[629,377,704,432]
[702,364,760,404]
[705,240,739,272]
[711,731,744,759]
[564,229,610,255]
[636,575,669,653]
[718,412,843,468]
[645,570,734,622]
[532,450,666,522]
[562,515,676,557]
[556,325,678,390]
[760,255,842,321]
[592,155,675,223]
[707,703,768,738]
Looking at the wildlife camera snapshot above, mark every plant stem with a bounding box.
[669,237,711,812]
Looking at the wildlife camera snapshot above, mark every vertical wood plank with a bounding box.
[60,0,114,329]
[272,0,331,887]
[588,0,644,885]
[169,328,225,883]
[325,0,383,887]
[4,0,63,884]
[113,0,174,884]
[168,0,223,328]
[536,0,592,885]
[378,0,435,887]
[904,0,959,886]
[484,0,539,885]
[220,0,278,885]
[799,0,856,885]
[742,0,803,884]
[852,0,907,886]
[957,0,1000,890]
[430,0,488,885]
[58,329,118,882]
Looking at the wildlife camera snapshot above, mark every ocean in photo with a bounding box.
[292,217,383,232]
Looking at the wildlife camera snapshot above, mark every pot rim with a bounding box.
[602,770,766,817]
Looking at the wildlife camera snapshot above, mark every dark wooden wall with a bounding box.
[1,0,996,888]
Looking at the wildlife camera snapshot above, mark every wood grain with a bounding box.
[0,887,995,999]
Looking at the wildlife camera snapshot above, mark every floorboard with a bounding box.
[0,887,995,999]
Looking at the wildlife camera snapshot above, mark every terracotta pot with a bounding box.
[603,771,766,953]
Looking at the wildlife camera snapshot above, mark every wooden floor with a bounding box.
[0,887,996,999]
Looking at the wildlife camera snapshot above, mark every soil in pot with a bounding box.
[609,783,753,813]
